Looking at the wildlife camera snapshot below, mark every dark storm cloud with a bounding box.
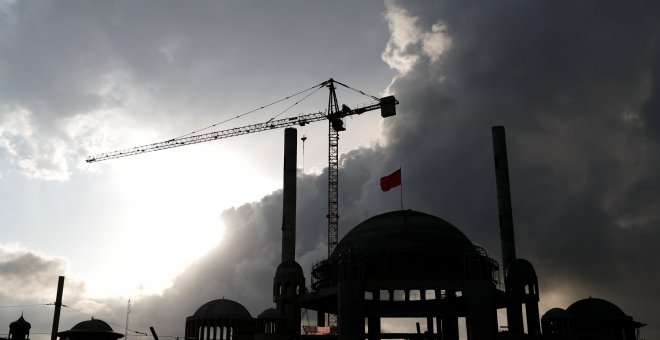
[376,0,660,337]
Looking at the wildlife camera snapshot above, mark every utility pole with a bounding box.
[50,276,65,340]
[125,299,131,340]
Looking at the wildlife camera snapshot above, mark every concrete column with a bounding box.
[317,312,326,327]
[338,281,364,340]
[367,316,381,340]
[368,291,381,340]
[427,317,434,339]
[439,290,457,340]
[506,303,524,334]
[465,280,497,340]
[338,250,364,339]
[442,316,459,340]
[525,301,541,335]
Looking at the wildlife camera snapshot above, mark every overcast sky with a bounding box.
[1,1,659,339]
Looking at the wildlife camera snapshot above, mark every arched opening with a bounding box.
[380,290,390,301]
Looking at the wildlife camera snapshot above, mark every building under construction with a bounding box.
[182,127,646,340]
[3,125,645,340]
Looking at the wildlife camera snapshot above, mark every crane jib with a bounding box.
[85,95,397,164]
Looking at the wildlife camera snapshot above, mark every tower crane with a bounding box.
[86,78,398,258]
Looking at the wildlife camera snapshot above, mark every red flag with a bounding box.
[380,168,402,192]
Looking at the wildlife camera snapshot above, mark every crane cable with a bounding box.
[333,79,380,101]
[173,81,327,139]
[174,79,377,140]
[266,85,325,123]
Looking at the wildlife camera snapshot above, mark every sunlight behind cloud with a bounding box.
[80,142,279,298]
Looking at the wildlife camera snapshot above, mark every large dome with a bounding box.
[567,297,626,319]
[193,298,252,320]
[333,210,475,281]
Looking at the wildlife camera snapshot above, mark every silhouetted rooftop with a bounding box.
[506,258,537,279]
[542,308,573,320]
[192,298,252,320]
[71,319,114,332]
[274,260,304,280]
[58,318,124,340]
[567,297,626,318]
[10,315,31,330]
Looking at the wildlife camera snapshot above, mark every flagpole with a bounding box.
[400,166,404,210]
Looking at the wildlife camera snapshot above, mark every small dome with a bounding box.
[71,319,114,332]
[10,315,31,330]
[58,319,124,340]
[333,210,474,281]
[506,258,537,280]
[275,261,304,280]
[567,297,626,319]
[542,308,573,320]
[257,308,286,320]
[193,298,252,320]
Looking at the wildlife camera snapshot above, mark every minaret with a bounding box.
[492,126,525,334]
[492,126,517,273]
[281,127,297,263]
[273,128,304,336]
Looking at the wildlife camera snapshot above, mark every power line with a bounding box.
[0,303,53,309]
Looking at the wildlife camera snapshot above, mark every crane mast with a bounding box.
[327,80,341,257]
[86,78,398,260]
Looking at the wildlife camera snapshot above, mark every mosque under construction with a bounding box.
[180,127,646,340]
[3,127,645,340]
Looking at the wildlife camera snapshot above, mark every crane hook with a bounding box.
[301,135,307,170]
